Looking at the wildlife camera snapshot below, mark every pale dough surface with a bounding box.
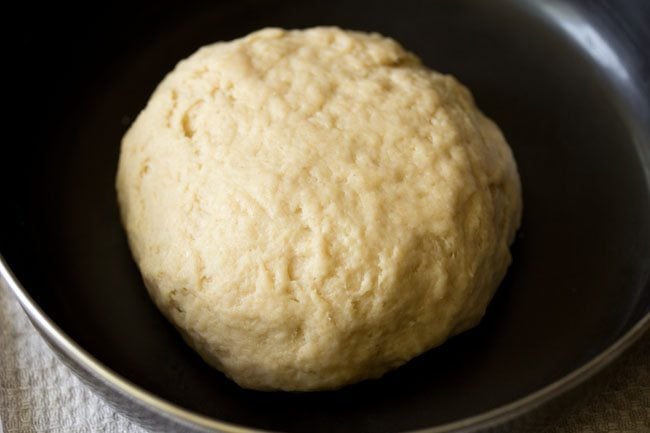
[116,27,522,391]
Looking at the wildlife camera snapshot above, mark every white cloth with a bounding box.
[1,281,648,433]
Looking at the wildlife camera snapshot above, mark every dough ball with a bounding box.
[116,27,522,391]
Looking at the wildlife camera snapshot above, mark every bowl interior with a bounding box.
[3,0,650,432]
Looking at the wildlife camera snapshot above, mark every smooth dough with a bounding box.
[116,27,522,391]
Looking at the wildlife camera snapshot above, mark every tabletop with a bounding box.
[1,281,648,433]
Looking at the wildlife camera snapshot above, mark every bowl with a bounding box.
[2,0,649,432]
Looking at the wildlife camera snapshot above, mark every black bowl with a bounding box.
[2,0,649,432]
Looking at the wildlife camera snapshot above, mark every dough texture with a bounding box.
[116,27,522,391]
